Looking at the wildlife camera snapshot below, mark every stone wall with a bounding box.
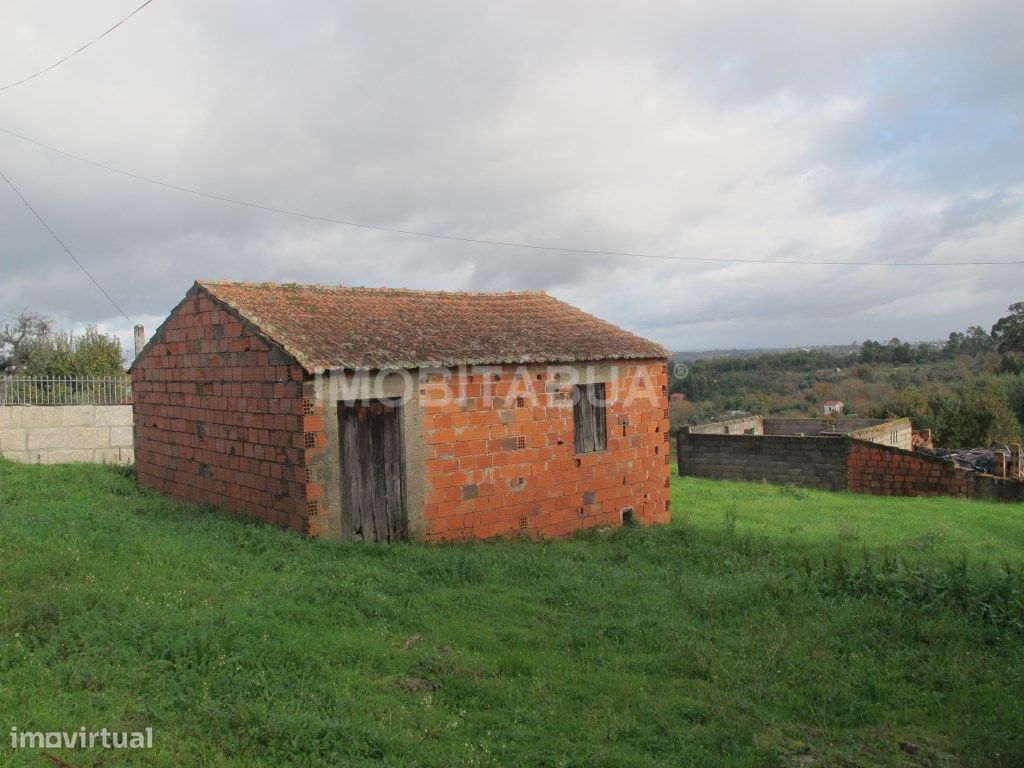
[0,405,134,464]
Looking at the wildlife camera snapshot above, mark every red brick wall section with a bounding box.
[846,440,974,498]
[131,290,315,533]
[419,361,671,541]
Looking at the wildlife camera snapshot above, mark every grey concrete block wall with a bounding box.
[677,433,848,490]
[677,431,1024,501]
[686,416,764,435]
[847,418,913,450]
[974,475,1024,502]
[0,405,133,464]
[761,417,893,437]
[687,417,908,444]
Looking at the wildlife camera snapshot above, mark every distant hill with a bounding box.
[672,344,862,362]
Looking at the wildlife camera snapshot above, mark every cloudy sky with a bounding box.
[2,0,1022,353]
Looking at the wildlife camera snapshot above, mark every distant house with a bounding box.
[131,281,671,543]
[823,400,844,415]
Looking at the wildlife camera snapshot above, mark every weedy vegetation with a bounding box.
[1,461,1023,766]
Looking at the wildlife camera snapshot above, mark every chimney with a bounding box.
[134,324,145,359]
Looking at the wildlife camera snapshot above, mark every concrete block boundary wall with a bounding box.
[677,432,1024,501]
[675,434,850,491]
[685,416,913,450]
[0,405,134,465]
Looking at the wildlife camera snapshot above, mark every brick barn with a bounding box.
[131,281,671,542]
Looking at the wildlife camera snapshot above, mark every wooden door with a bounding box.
[338,401,406,542]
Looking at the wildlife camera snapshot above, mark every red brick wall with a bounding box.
[846,440,974,498]
[132,289,314,533]
[419,361,671,541]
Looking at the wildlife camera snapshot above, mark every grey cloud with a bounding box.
[1,0,1022,351]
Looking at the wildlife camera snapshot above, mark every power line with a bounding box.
[2,124,1023,268]
[0,0,157,93]
[0,166,134,325]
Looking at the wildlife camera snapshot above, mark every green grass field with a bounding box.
[1,460,1023,767]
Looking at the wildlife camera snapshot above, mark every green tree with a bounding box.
[0,311,53,374]
[956,378,1021,447]
[991,302,1024,355]
[872,378,1019,447]
[963,325,994,355]
[1001,374,1024,425]
[40,326,125,377]
[945,331,965,357]
[0,312,125,377]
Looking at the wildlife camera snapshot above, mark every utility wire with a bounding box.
[2,125,1023,268]
[0,0,157,93]
[0,167,134,325]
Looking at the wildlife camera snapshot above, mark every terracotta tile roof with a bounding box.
[197,281,665,373]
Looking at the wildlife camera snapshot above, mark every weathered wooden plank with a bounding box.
[573,383,607,454]
[338,401,406,542]
[381,403,406,541]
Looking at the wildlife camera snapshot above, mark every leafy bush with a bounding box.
[1,311,125,376]
[38,325,125,377]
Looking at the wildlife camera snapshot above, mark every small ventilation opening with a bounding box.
[516,395,525,407]
[620,507,635,525]
[516,435,526,449]
[307,500,319,516]
[519,516,529,532]
[303,399,315,415]
[304,432,317,448]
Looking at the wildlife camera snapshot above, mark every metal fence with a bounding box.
[0,376,132,406]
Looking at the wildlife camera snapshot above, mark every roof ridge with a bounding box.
[197,280,548,297]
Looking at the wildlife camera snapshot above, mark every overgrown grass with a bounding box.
[1,460,1023,766]
[676,477,1024,562]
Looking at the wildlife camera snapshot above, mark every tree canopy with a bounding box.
[0,311,125,377]
[992,302,1024,356]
